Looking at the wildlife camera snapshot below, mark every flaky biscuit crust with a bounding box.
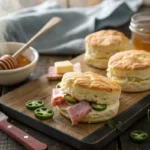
[109,50,150,70]
[85,30,130,49]
[61,72,121,104]
[62,72,120,92]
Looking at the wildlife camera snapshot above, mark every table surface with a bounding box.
[0,4,150,150]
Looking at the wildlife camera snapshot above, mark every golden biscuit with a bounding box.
[107,50,150,92]
[84,30,130,69]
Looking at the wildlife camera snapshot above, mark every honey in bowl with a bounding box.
[16,55,30,68]
[129,12,150,52]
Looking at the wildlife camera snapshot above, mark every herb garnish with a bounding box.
[106,120,116,129]
[115,121,123,131]
[106,120,123,131]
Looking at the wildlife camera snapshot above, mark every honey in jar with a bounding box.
[129,12,150,52]
[16,55,30,68]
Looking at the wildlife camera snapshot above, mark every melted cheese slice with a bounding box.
[54,60,73,74]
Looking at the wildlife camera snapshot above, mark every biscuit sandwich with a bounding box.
[51,72,121,125]
[107,50,150,92]
[84,30,130,69]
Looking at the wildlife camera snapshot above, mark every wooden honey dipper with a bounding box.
[0,17,62,70]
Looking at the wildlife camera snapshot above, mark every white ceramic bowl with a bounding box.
[0,42,39,85]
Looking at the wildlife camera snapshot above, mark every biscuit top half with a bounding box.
[109,50,150,70]
[61,72,121,92]
[85,30,129,48]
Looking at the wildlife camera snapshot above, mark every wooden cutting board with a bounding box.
[0,54,150,150]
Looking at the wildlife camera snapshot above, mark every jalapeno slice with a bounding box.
[130,130,149,142]
[34,107,54,120]
[26,100,44,110]
[56,82,61,88]
[64,94,78,104]
[91,103,107,111]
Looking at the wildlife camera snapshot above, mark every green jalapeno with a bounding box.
[64,94,78,104]
[56,82,61,88]
[26,100,44,110]
[91,103,107,111]
[34,107,54,120]
[130,130,149,142]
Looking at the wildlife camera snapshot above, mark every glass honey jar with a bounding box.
[129,12,150,52]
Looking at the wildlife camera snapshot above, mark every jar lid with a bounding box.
[129,12,150,35]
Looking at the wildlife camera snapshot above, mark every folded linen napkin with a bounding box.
[0,0,142,55]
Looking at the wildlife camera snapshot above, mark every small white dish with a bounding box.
[0,42,39,85]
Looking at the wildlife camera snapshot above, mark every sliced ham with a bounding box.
[47,63,81,80]
[73,63,81,72]
[47,66,63,80]
[67,101,92,125]
[51,88,66,107]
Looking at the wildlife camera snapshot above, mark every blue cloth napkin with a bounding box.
[0,0,142,55]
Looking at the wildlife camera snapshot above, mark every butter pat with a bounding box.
[54,60,73,74]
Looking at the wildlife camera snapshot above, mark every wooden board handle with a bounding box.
[0,119,47,150]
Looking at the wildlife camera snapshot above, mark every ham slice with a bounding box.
[47,66,63,80]
[73,63,81,72]
[67,101,92,125]
[47,63,81,80]
[51,88,66,107]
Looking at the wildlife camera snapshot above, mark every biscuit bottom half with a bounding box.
[84,53,108,69]
[56,100,120,123]
[107,75,150,92]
